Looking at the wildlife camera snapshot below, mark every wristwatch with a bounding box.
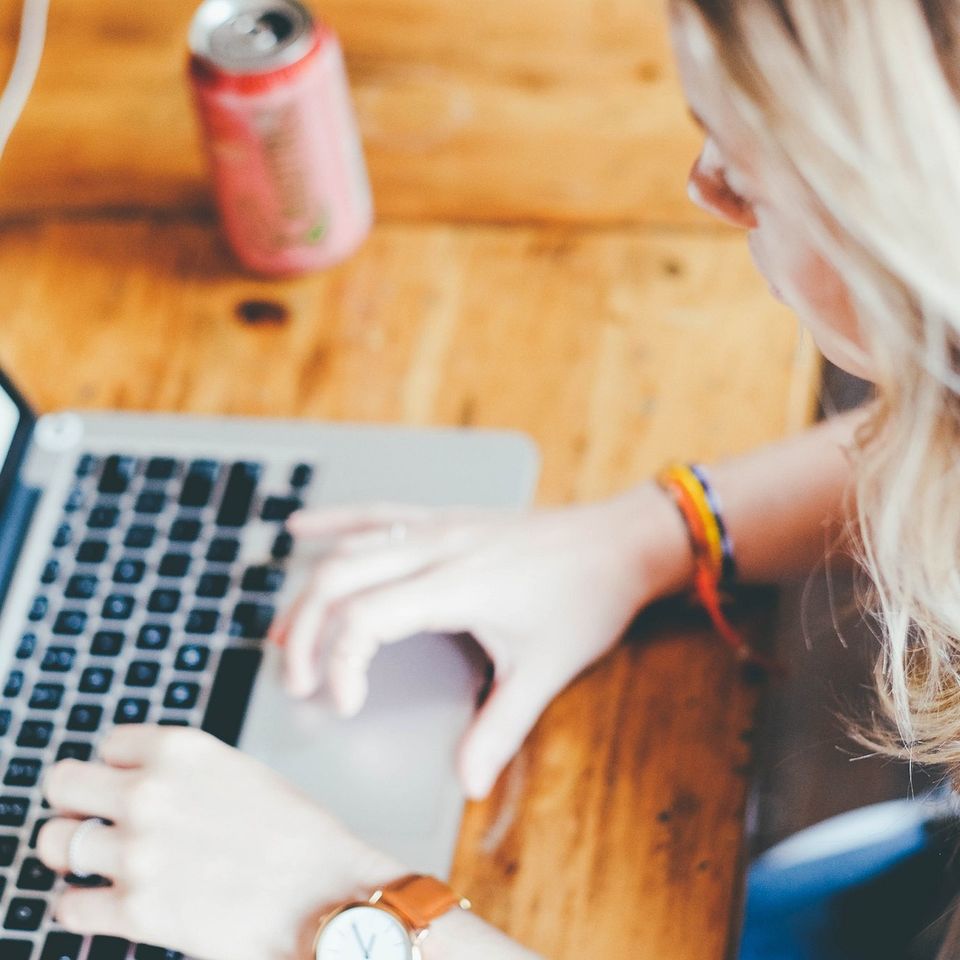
[312,874,472,959]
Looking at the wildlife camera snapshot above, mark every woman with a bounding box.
[34,0,960,957]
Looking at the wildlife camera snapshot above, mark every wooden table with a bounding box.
[0,1,820,957]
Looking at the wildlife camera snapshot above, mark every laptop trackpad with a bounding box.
[237,634,487,878]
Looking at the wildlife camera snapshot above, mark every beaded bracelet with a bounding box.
[656,463,776,674]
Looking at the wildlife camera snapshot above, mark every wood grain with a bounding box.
[0,219,818,504]
[0,0,712,226]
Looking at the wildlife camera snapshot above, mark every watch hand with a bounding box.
[365,932,378,956]
[352,922,370,959]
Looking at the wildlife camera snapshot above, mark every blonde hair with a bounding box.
[678,0,960,822]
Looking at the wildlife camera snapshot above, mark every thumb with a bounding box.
[457,669,555,801]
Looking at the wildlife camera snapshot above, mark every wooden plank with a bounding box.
[0,0,714,226]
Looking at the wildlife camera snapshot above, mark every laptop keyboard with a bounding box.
[0,452,315,960]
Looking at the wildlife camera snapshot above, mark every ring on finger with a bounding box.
[68,817,107,880]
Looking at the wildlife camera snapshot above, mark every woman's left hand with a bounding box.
[37,725,401,960]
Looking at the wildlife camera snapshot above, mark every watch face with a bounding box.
[316,905,414,960]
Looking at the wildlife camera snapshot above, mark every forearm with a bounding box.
[622,407,869,598]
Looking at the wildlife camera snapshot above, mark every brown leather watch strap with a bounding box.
[377,874,469,931]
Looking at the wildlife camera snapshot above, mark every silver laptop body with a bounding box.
[0,373,538,957]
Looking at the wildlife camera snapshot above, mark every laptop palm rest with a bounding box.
[238,634,488,878]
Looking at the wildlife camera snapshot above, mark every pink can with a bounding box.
[188,0,373,276]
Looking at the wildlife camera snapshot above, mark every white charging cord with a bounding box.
[0,0,50,163]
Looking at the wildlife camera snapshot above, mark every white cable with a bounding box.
[0,0,50,164]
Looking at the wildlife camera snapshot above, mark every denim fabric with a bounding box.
[739,802,960,960]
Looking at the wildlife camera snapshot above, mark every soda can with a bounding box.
[188,0,373,276]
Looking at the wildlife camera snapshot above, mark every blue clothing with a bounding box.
[739,800,960,960]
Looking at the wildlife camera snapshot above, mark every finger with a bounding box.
[326,576,463,716]
[457,671,556,801]
[97,725,169,768]
[55,887,128,938]
[283,548,440,697]
[288,504,429,539]
[268,598,298,648]
[37,818,123,880]
[44,761,137,821]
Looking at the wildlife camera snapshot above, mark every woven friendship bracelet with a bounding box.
[656,463,776,674]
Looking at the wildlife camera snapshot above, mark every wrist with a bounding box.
[608,481,697,602]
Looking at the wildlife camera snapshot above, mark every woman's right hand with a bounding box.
[271,482,694,800]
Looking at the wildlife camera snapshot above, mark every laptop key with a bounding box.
[28,596,48,622]
[147,589,180,615]
[179,468,215,509]
[29,819,48,849]
[185,609,218,635]
[164,682,199,710]
[291,463,314,488]
[89,937,131,960]
[63,486,86,514]
[230,602,275,640]
[0,938,33,960]
[5,759,41,788]
[15,634,37,659]
[196,573,229,600]
[158,553,191,578]
[65,574,98,600]
[115,698,149,725]
[40,559,60,584]
[261,496,302,523]
[102,594,135,620]
[30,683,65,710]
[125,662,160,688]
[17,720,53,748]
[52,523,72,548]
[113,559,146,585]
[91,631,125,657]
[146,457,177,481]
[0,709,11,736]
[41,647,76,672]
[201,647,262,746]
[53,610,86,636]
[207,537,239,563]
[135,945,184,960]
[67,705,103,734]
[98,455,136,495]
[241,565,285,594]
[17,857,55,892]
[77,539,109,564]
[169,518,201,544]
[124,524,156,549]
[56,742,93,762]
[4,897,46,931]
[88,506,119,530]
[271,530,294,560]
[0,836,18,865]
[136,624,170,651]
[175,644,209,672]
[79,667,114,695]
[76,453,98,478]
[41,931,85,960]
[0,796,30,826]
[135,491,166,515]
[4,670,24,698]
[216,462,260,527]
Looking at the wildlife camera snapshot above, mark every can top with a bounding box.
[189,0,316,74]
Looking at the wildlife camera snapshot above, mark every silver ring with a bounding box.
[68,817,104,879]
[388,522,408,544]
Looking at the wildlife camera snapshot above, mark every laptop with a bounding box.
[0,368,539,960]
